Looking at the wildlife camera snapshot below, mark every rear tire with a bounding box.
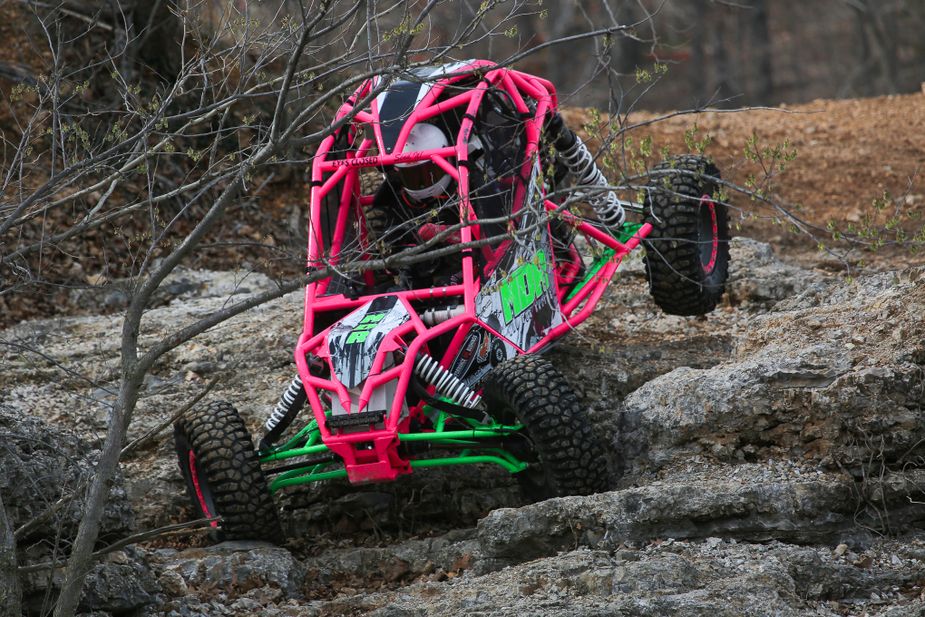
[643,155,730,316]
[482,355,611,500]
[174,401,282,543]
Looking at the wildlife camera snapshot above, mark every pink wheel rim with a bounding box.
[188,451,219,527]
[701,195,719,274]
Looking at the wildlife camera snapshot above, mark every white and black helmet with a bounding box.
[395,123,453,202]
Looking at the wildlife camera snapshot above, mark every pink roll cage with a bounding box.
[293,60,651,484]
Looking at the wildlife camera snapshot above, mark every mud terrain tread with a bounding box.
[175,400,282,542]
[483,355,611,498]
[643,155,730,316]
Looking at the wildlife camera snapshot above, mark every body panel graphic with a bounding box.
[328,296,410,388]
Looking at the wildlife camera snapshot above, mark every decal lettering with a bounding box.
[498,250,551,324]
[329,295,409,389]
[346,312,386,344]
[330,152,426,168]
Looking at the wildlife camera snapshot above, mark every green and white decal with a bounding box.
[327,295,410,388]
[346,312,387,344]
[498,249,552,325]
[475,162,562,351]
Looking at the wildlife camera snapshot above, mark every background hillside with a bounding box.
[3,2,925,616]
[3,89,924,327]
[2,1,925,327]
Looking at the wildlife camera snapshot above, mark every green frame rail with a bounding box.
[259,407,528,493]
[565,222,643,302]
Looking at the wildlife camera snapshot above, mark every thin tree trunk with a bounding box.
[744,0,773,105]
[132,0,182,82]
[862,0,898,92]
[0,492,23,617]
[613,3,644,76]
[62,0,182,84]
[850,5,875,97]
[689,2,709,104]
[547,1,577,88]
[710,5,732,106]
[52,373,142,617]
[848,1,899,96]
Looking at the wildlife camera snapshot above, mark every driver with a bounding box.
[365,121,473,251]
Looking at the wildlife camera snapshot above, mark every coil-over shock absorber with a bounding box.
[414,353,482,408]
[545,113,627,232]
[420,304,465,327]
[259,375,306,451]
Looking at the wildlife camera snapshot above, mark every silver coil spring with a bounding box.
[421,304,465,327]
[559,135,626,229]
[414,354,482,408]
[265,376,305,432]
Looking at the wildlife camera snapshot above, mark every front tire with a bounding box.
[482,355,611,500]
[643,155,731,316]
[174,401,282,543]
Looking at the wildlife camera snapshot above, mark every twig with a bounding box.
[17,517,219,575]
[13,379,222,540]
[120,376,220,459]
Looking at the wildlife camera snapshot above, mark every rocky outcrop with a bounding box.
[0,409,134,543]
[312,538,925,616]
[725,237,828,306]
[0,409,158,616]
[151,542,304,600]
[476,466,925,566]
[617,266,925,478]
[5,241,925,616]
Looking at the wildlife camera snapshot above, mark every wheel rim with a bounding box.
[698,194,719,274]
[188,450,219,528]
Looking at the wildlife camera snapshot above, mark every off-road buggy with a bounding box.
[174,60,731,541]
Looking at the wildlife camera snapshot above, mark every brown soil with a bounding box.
[565,89,925,267]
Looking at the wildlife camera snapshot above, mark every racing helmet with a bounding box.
[395,123,452,202]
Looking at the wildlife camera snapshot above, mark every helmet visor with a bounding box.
[396,160,447,192]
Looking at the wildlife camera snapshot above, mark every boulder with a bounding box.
[617,267,925,477]
[77,551,160,615]
[150,542,304,600]
[0,407,134,543]
[312,538,925,616]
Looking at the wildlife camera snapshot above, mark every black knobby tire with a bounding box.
[643,155,731,316]
[174,400,283,543]
[482,355,611,500]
